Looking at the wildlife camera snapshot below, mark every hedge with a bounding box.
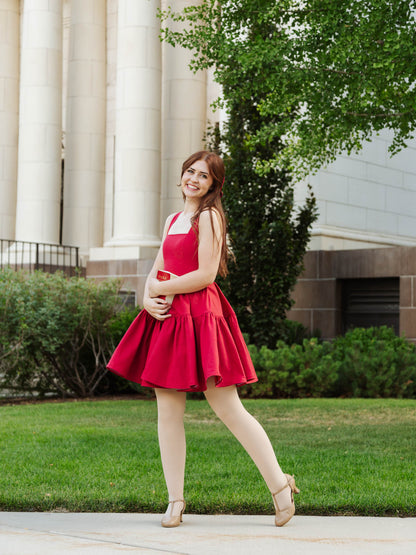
[1,269,415,399]
[240,326,416,399]
[0,269,139,398]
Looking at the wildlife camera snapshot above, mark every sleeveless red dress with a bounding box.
[107,212,257,391]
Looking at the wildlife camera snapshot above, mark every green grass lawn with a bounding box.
[0,397,414,516]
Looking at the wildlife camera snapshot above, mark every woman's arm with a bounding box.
[148,210,222,298]
[142,214,175,320]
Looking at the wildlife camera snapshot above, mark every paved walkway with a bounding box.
[1,512,415,555]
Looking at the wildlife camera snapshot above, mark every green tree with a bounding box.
[160,0,416,177]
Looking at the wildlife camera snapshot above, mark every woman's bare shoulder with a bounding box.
[200,207,221,221]
[199,208,222,235]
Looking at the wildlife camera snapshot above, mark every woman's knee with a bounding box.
[155,389,186,422]
[204,382,242,423]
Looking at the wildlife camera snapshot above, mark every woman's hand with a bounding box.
[143,295,172,321]
[147,277,161,298]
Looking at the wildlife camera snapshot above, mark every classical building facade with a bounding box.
[1,0,416,339]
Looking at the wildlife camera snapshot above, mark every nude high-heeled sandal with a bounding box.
[161,499,186,528]
[272,474,300,527]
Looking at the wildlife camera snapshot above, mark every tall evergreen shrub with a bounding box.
[213,102,317,347]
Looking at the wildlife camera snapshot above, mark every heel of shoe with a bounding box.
[285,473,300,495]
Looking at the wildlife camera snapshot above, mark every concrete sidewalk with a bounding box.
[1,512,415,555]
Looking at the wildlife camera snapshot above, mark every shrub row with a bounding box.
[1,269,415,399]
[240,326,416,399]
[0,269,140,398]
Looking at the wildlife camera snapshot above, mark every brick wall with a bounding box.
[400,275,416,341]
[288,246,416,341]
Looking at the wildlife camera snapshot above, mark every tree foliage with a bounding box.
[160,0,416,177]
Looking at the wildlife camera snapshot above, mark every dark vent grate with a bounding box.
[342,278,399,334]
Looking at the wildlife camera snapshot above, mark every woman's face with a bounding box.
[181,159,213,201]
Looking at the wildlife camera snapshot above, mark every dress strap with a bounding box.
[167,212,182,232]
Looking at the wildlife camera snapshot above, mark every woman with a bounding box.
[107,151,299,528]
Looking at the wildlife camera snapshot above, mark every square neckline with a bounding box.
[167,212,194,236]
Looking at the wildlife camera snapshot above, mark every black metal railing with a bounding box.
[0,239,81,276]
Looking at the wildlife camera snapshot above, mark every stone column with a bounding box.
[62,0,106,253]
[102,0,118,246]
[0,0,19,240]
[106,0,161,251]
[161,0,207,226]
[15,0,63,243]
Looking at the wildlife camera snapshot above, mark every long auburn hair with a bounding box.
[180,151,228,277]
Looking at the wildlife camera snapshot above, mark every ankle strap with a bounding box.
[271,481,289,497]
[168,499,185,504]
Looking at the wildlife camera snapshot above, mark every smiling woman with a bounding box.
[107,150,299,529]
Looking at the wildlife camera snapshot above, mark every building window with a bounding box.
[341,278,399,334]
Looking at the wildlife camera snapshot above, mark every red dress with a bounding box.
[107,212,257,391]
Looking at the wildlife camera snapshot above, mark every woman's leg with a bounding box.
[203,378,291,501]
[155,388,187,514]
